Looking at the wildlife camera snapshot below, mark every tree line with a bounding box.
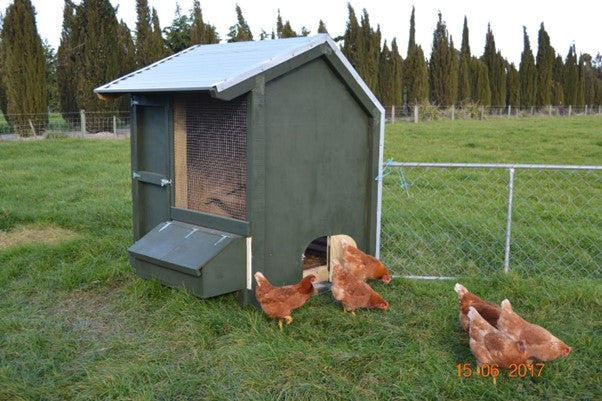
[1,0,601,134]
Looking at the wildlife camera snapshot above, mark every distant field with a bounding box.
[0,119,600,399]
[386,115,602,165]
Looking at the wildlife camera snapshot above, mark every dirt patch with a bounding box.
[0,224,78,249]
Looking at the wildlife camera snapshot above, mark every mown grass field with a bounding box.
[1,116,601,400]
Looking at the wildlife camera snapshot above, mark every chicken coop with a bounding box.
[95,34,384,305]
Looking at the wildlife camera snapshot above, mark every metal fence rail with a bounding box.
[380,162,602,278]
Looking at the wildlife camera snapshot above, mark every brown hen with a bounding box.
[254,272,317,330]
[331,259,388,314]
[454,283,501,331]
[497,299,572,361]
[342,244,391,283]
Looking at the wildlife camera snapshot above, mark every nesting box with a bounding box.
[95,34,384,304]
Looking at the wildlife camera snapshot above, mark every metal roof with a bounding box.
[94,34,383,113]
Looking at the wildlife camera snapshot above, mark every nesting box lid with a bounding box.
[128,221,241,276]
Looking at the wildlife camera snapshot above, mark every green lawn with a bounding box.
[1,118,601,399]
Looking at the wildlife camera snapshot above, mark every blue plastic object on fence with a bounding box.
[375,158,411,197]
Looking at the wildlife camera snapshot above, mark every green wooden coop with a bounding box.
[95,34,384,305]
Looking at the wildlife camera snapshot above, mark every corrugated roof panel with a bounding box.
[95,35,327,93]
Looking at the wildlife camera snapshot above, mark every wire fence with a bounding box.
[0,111,130,139]
[380,162,602,279]
[385,104,602,123]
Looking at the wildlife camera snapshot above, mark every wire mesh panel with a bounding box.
[174,93,247,220]
[380,164,602,278]
[380,167,508,277]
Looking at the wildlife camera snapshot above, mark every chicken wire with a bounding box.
[379,163,602,278]
[174,93,247,220]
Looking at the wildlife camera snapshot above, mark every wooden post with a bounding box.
[113,115,117,135]
[29,119,36,137]
[507,105,511,117]
[391,105,395,124]
[530,106,534,116]
[414,104,419,123]
[451,104,455,121]
[585,105,588,115]
[174,100,188,209]
[480,106,484,120]
[80,109,86,137]
[568,105,572,116]
[548,105,552,116]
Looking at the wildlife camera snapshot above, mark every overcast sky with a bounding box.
[1,0,600,65]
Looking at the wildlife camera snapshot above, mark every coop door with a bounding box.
[173,93,247,221]
[132,100,171,240]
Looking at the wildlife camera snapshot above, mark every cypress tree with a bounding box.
[74,0,121,129]
[164,5,191,53]
[0,0,47,135]
[135,0,153,67]
[190,0,218,44]
[472,58,491,106]
[116,19,135,112]
[391,38,403,106]
[57,0,78,117]
[576,54,586,107]
[535,23,554,107]
[276,10,298,38]
[551,54,564,105]
[519,26,536,108]
[342,4,362,75]
[457,16,471,104]
[482,25,506,107]
[359,9,380,93]
[0,12,6,117]
[227,5,253,42]
[404,7,428,104]
[429,12,456,105]
[317,20,328,34]
[581,53,597,106]
[149,8,167,59]
[563,45,578,106]
[378,40,394,105]
[43,40,59,111]
[506,62,520,107]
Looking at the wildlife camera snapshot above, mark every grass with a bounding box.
[1,118,601,399]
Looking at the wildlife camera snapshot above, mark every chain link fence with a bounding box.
[385,104,602,122]
[0,111,130,139]
[380,163,602,278]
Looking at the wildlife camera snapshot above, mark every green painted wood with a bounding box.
[171,207,250,236]
[132,234,245,299]
[239,76,267,306]
[129,220,241,277]
[132,99,171,239]
[259,57,375,287]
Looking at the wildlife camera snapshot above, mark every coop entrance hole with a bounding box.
[302,234,357,282]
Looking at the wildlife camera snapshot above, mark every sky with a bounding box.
[1,0,600,65]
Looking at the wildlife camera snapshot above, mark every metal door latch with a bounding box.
[133,172,141,179]
[160,178,172,187]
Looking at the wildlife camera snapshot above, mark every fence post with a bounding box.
[599,105,601,115]
[113,115,117,135]
[391,105,395,124]
[414,104,419,123]
[28,119,36,137]
[530,106,534,116]
[479,106,484,120]
[80,109,86,137]
[585,105,588,115]
[507,105,511,117]
[503,168,515,274]
[548,105,552,116]
[450,104,455,121]
[568,105,572,116]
